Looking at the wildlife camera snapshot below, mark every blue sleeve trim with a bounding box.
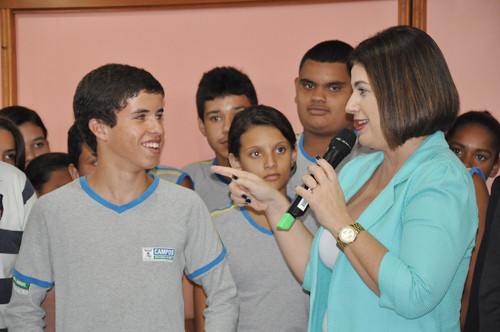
[14,269,54,289]
[469,167,486,182]
[176,172,192,185]
[187,244,227,280]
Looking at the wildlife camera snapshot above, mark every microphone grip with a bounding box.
[277,132,354,230]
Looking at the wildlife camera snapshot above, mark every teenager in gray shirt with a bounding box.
[6,64,238,332]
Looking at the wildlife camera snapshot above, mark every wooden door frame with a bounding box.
[0,0,426,106]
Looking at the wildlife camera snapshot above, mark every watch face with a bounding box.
[339,226,356,243]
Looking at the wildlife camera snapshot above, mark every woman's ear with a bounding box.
[88,119,108,141]
[228,153,242,169]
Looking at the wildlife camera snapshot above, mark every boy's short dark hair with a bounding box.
[298,40,353,72]
[196,66,258,121]
[25,152,70,193]
[0,106,48,139]
[67,122,86,170]
[446,110,500,163]
[0,116,26,170]
[73,64,164,152]
[228,105,296,159]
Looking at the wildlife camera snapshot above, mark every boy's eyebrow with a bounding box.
[232,105,247,110]
[301,78,347,86]
[131,108,163,114]
[205,109,221,116]
[476,148,493,155]
[131,109,149,114]
[299,78,315,85]
[327,81,347,86]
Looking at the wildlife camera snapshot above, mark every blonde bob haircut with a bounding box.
[350,25,459,149]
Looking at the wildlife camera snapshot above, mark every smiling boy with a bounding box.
[6,64,238,331]
[182,66,257,211]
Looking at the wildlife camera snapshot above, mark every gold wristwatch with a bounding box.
[336,223,365,252]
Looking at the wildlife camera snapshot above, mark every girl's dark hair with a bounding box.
[446,110,500,163]
[0,116,26,170]
[228,105,296,158]
[0,106,48,139]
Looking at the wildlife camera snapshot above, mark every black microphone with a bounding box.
[277,128,357,229]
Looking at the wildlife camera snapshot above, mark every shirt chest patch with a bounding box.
[142,247,175,262]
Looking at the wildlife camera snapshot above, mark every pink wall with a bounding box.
[3,0,499,186]
[427,0,500,187]
[11,1,397,169]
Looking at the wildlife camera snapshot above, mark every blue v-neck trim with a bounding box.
[298,133,317,163]
[80,174,159,214]
[239,206,274,235]
[298,130,359,163]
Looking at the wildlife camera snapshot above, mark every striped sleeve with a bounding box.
[0,163,37,329]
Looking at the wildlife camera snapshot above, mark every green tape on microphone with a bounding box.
[276,213,295,230]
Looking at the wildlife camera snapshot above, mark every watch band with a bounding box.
[336,223,365,252]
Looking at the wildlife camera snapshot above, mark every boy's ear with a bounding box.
[294,77,300,104]
[68,163,80,180]
[291,143,298,169]
[197,117,207,137]
[228,153,241,169]
[88,119,108,141]
[489,157,500,178]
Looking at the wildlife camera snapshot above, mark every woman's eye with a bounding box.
[276,147,286,154]
[210,116,221,122]
[477,154,487,161]
[450,147,461,155]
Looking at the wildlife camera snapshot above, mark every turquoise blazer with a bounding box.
[303,132,478,331]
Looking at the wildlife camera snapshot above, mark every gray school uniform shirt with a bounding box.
[211,203,314,331]
[182,158,231,211]
[148,164,192,185]
[6,175,238,332]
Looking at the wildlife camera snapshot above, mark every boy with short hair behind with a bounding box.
[182,66,257,211]
[67,122,98,179]
[6,64,238,331]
